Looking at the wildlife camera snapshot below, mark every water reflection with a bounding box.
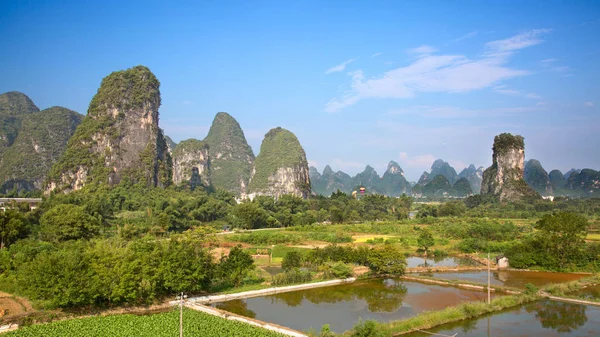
[403,300,598,337]
[526,300,588,333]
[427,270,585,288]
[215,299,257,318]
[272,278,407,312]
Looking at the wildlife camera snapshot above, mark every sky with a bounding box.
[1,0,599,181]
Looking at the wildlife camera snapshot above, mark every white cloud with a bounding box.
[407,45,437,55]
[325,30,550,112]
[448,160,467,172]
[493,85,541,99]
[540,58,572,75]
[325,58,356,74]
[387,105,539,118]
[372,52,383,57]
[585,101,595,107]
[332,158,365,171]
[485,29,551,52]
[540,58,558,66]
[308,159,318,167]
[398,152,436,170]
[449,31,478,44]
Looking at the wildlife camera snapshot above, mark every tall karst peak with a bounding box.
[430,159,459,184]
[323,165,334,175]
[172,139,210,189]
[382,160,410,196]
[0,91,39,115]
[46,65,172,193]
[524,159,553,196]
[458,164,484,194]
[386,160,404,175]
[481,133,538,201]
[203,111,254,195]
[248,127,310,198]
[0,105,82,192]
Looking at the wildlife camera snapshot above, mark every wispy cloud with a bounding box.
[182,100,193,105]
[585,101,595,107]
[372,52,383,57]
[308,159,318,167]
[449,31,478,44]
[332,158,365,171]
[493,85,541,99]
[540,58,572,76]
[485,29,551,53]
[407,45,437,55]
[398,152,436,170]
[325,29,550,113]
[325,58,356,74]
[387,105,539,118]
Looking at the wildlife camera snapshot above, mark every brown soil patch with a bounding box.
[353,266,370,276]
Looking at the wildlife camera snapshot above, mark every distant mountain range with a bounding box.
[310,158,600,198]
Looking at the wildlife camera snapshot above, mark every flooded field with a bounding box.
[426,270,586,288]
[404,300,600,337]
[405,256,480,268]
[571,284,600,301]
[212,278,493,333]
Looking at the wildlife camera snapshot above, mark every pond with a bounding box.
[404,300,600,337]
[570,284,600,301]
[425,270,586,288]
[212,278,493,333]
[405,256,480,268]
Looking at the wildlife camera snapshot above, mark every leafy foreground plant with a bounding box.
[5,308,284,337]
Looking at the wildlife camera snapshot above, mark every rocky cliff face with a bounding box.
[481,133,538,201]
[458,164,483,194]
[248,127,310,198]
[381,161,411,196]
[172,139,210,188]
[47,65,172,192]
[203,112,254,195]
[524,159,553,196]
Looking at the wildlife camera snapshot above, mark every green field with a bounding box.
[6,309,284,337]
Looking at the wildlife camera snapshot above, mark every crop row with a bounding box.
[6,308,284,337]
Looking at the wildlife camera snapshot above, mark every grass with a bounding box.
[378,293,539,336]
[542,273,600,297]
[353,235,398,243]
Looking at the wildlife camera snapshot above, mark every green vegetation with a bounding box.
[204,112,255,195]
[249,127,309,193]
[492,132,524,155]
[378,293,539,336]
[47,65,170,191]
[5,308,284,337]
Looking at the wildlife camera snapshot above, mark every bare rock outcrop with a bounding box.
[172,139,210,188]
[481,133,539,201]
[47,65,172,192]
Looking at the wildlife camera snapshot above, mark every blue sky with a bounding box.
[1,0,599,181]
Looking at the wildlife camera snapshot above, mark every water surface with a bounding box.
[426,270,585,288]
[213,279,492,333]
[404,300,600,337]
[571,284,600,301]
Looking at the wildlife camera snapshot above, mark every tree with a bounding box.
[39,204,101,242]
[367,244,406,275]
[282,251,302,271]
[417,229,435,257]
[218,245,254,286]
[535,212,589,269]
[0,210,29,249]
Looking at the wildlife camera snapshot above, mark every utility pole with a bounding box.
[487,252,491,304]
[177,292,187,337]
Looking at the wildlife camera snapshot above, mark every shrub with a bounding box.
[282,251,302,271]
[271,268,312,286]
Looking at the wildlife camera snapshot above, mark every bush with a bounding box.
[350,319,387,337]
[320,262,353,279]
[282,251,302,271]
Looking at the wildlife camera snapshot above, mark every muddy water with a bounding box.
[572,284,600,301]
[405,256,480,268]
[212,279,493,333]
[404,299,600,337]
[426,270,585,288]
